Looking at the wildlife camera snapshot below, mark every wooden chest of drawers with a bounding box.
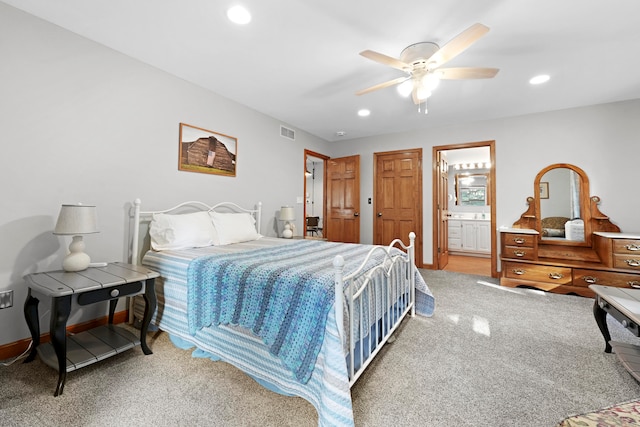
[503,261,572,285]
[500,231,538,261]
[573,269,640,289]
[594,232,640,272]
[501,230,640,297]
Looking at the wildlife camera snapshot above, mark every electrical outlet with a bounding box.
[0,290,13,309]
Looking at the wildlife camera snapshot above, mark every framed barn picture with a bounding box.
[178,123,237,177]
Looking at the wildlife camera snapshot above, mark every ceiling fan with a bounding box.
[356,23,499,107]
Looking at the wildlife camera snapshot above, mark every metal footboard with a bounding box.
[334,232,416,386]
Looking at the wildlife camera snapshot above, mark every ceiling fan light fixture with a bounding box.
[416,86,431,101]
[397,80,413,97]
[421,73,440,91]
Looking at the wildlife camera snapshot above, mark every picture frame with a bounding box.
[178,123,237,177]
[539,181,549,199]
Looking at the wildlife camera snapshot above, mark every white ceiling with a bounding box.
[5,0,640,142]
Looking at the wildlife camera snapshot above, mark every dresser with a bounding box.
[500,229,640,297]
[499,163,636,297]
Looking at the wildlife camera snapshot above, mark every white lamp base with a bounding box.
[62,235,91,271]
[282,223,293,239]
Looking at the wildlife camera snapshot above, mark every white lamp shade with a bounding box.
[54,204,98,271]
[279,206,296,222]
[54,204,99,235]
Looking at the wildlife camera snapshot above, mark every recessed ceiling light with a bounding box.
[357,109,371,117]
[227,5,251,25]
[529,74,550,85]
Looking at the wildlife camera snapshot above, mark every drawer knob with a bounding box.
[110,289,120,298]
[622,319,630,328]
[512,268,525,275]
[629,281,640,289]
[548,272,564,280]
[625,244,640,252]
[513,238,525,244]
[599,300,607,309]
[513,250,526,257]
[582,276,597,284]
[625,259,640,268]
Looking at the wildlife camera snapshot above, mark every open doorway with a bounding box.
[432,141,497,278]
[304,149,329,239]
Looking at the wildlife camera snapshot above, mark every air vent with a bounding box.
[280,125,295,140]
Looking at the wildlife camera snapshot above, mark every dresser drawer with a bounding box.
[503,246,536,260]
[449,227,461,238]
[77,281,143,306]
[613,239,640,254]
[503,261,572,285]
[613,254,640,271]
[449,238,462,250]
[573,269,640,289]
[503,233,536,247]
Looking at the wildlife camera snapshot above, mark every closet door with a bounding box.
[374,148,423,267]
[325,155,360,243]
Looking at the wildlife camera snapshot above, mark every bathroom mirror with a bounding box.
[455,173,488,206]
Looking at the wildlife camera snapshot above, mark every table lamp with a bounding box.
[279,206,295,239]
[53,204,99,271]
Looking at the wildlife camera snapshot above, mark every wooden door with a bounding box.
[325,155,360,243]
[373,149,422,267]
[437,151,449,268]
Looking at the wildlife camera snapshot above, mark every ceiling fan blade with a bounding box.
[437,67,499,79]
[360,50,410,71]
[356,76,409,96]
[430,23,490,67]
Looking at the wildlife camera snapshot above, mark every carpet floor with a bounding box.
[1,270,639,426]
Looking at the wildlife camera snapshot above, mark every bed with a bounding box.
[129,198,435,427]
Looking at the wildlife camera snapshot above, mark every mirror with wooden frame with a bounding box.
[513,163,619,249]
[536,164,589,245]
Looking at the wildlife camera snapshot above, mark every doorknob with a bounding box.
[354,212,359,217]
[377,212,382,217]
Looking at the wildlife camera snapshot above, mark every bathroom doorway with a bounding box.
[433,141,497,278]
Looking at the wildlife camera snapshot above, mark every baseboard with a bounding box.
[0,310,129,361]
[449,251,491,258]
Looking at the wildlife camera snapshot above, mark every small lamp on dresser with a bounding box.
[279,206,295,239]
[53,204,99,271]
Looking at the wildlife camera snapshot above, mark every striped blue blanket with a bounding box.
[187,240,388,383]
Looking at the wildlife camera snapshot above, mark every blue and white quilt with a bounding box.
[143,237,434,427]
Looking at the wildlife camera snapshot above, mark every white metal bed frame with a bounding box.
[129,198,416,386]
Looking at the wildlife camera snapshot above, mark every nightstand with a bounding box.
[23,262,159,396]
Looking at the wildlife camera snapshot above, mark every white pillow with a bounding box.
[149,211,219,251]
[209,211,260,245]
